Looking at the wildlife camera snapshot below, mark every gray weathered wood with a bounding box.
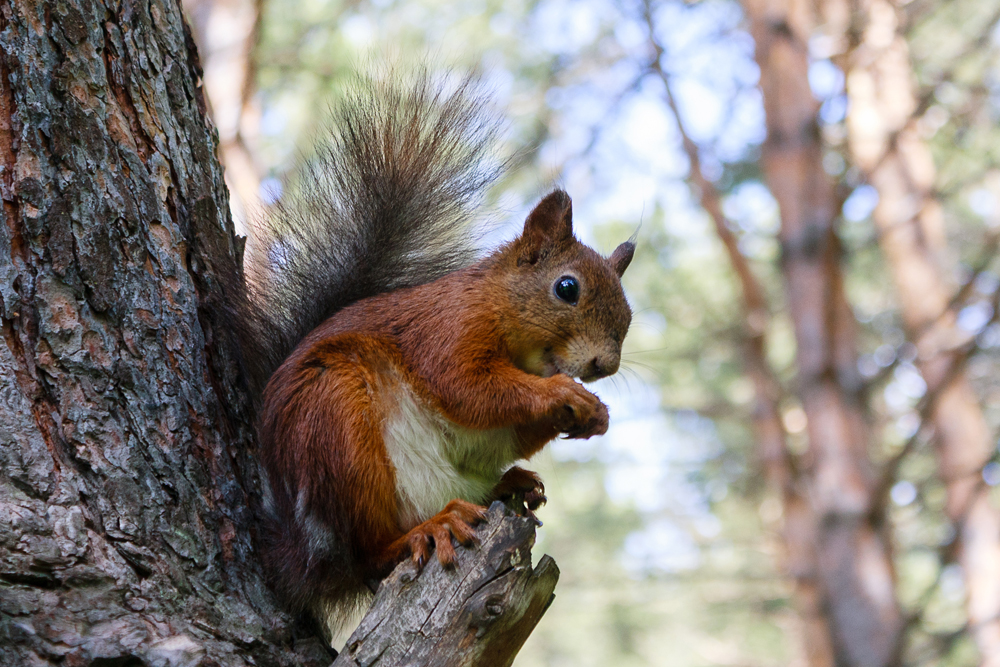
[334,502,559,667]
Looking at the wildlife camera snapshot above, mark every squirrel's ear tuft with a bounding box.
[610,240,635,277]
[520,190,573,264]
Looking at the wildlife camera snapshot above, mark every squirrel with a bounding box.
[234,70,635,633]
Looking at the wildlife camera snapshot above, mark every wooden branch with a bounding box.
[333,502,559,667]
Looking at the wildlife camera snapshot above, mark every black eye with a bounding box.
[554,276,580,305]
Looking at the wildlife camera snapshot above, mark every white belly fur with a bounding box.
[382,383,520,530]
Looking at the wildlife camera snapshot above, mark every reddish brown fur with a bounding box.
[257,190,633,626]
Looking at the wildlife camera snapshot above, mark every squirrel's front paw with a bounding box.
[550,381,609,439]
[492,466,546,524]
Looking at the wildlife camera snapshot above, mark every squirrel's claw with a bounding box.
[525,487,547,511]
[523,488,547,526]
[492,467,547,524]
[399,499,486,573]
[551,383,610,439]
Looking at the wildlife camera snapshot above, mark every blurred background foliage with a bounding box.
[183,0,1000,664]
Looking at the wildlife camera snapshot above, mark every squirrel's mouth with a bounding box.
[546,350,616,384]
[546,355,594,383]
[541,349,570,379]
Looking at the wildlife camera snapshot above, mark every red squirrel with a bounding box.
[236,72,634,631]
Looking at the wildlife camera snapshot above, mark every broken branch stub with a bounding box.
[333,502,559,667]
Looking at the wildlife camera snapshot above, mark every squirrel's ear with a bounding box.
[610,240,635,277]
[520,190,573,264]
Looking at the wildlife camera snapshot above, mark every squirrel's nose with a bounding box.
[590,355,620,379]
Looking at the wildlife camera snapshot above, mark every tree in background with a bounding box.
[619,0,1000,664]
[183,0,263,228]
[825,2,1000,660]
[633,0,1000,664]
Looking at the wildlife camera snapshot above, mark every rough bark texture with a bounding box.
[333,503,559,667]
[0,0,319,664]
[825,1,1000,662]
[741,1,904,665]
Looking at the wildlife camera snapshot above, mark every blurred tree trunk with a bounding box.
[689,139,837,667]
[694,146,838,667]
[741,1,904,665]
[182,0,263,229]
[0,0,324,664]
[822,1,1000,662]
[642,16,835,662]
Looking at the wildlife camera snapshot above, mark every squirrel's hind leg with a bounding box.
[375,499,488,573]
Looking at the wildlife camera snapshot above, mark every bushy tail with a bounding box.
[237,68,505,394]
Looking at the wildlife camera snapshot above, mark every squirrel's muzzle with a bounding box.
[583,354,620,382]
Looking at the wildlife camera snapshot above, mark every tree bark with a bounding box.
[741,1,904,665]
[0,1,318,664]
[825,1,1000,662]
[333,503,559,667]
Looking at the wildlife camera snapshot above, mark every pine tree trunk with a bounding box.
[643,41,836,666]
[0,1,320,664]
[741,1,904,665]
[830,1,1000,662]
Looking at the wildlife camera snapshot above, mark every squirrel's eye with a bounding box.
[554,276,580,305]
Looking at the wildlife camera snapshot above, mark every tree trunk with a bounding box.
[182,0,262,229]
[640,16,836,663]
[0,0,324,664]
[827,1,1000,662]
[741,1,904,665]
